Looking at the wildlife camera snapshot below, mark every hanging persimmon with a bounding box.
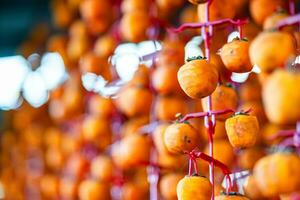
[237,147,265,170]
[160,173,185,200]
[219,39,253,73]
[112,134,151,170]
[121,0,151,13]
[78,179,111,200]
[202,84,238,120]
[115,85,153,117]
[263,11,290,31]
[243,175,265,200]
[120,11,150,43]
[225,112,259,148]
[249,31,296,73]
[177,58,219,99]
[90,155,114,182]
[164,122,200,154]
[155,95,188,121]
[177,175,212,200]
[253,152,300,197]
[262,69,300,125]
[88,95,116,119]
[94,34,117,58]
[250,0,286,25]
[153,123,170,155]
[40,175,59,199]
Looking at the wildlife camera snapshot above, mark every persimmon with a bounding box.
[120,11,150,43]
[51,0,74,28]
[153,123,170,154]
[197,0,236,23]
[67,35,90,62]
[82,116,111,142]
[205,139,234,167]
[160,173,184,200]
[79,52,106,75]
[88,95,115,119]
[156,0,184,12]
[250,0,286,25]
[164,122,200,154]
[157,39,185,67]
[80,0,112,34]
[262,69,300,125]
[253,152,300,197]
[121,182,148,200]
[219,39,252,73]
[239,77,262,102]
[78,179,111,200]
[242,22,261,42]
[121,0,151,13]
[249,31,296,72]
[280,191,300,200]
[90,155,114,182]
[225,113,259,148]
[115,85,153,117]
[177,59,219,99]
[59,178,78,199]
[237,147,265,170]
[45,147,64,171]
[202,84,238,120]
[112,134,151,169]
[155,96,188,121]
[157,151,187,170]
[188,0,208,5]
[94,35,117,58]
[152,65,183,95]
[177,175,212,200]
[215,193,250,200]
[263,11,290,31]
[40,175,59,199]
[243,175,265,200]
[121,116,149,137]
[64,153,89,179]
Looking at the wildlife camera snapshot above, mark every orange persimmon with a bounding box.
[243,175,265,200]
[177,59,219,99]
[121,182,148,200]
[152,65,183,95]
[249,31,296,72]
[155,95,188,121]
[177,175,212,200]
[164,122,200,154]
[88,95,115,119]
[202,84,238,120]
[120,11,150,43]
[121,0,151,13]
[253,152,300,197]
[219,39,253,73]
[263,11,290,31]
[78,179,111,200]
[197,0,236,23]
[262,69,300,125]
[121,116,149,137]
[153,123,170,155]
[205,139,234,167]
[237,147,265,170]
[225,113,259,148]
[90,155,114,182]
[40,175,59,199]
[116,85,153,117]
[250,0,286,25]
[160,173,185,200]
[94,34,117,58]
[112,134,151,169]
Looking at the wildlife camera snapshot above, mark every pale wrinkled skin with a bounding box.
[263,70,300,125]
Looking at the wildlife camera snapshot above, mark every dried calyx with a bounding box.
[220,191,243,196]
[186,56,207,62]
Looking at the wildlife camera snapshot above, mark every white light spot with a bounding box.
[23,71,49,107]
[227,31,240,42]
[38,52,68,90]
[185,36,204,62]
[0,56,29,110]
